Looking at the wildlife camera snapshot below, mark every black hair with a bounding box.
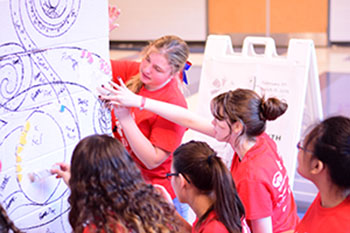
[304,116,350,189]
[173,140,245,233]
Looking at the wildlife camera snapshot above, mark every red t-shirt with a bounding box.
[192,211,229,233]
[295,193,350,233]
[192,211,251,233]
[110,60,187,199]
[231,133,299,232]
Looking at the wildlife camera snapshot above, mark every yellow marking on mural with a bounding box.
[19,133,27,145]
[16,164,22,172]
[17,174,23,182]
[24,121,30,132]
[17,146,23,154]
[16,156,22,163]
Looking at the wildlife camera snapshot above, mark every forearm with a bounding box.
[142,97,216,137]
[118,115,169,169]
[248,217,273,233]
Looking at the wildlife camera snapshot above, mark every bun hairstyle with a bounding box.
[211,88,288,139]
[303,116,350,189]
[173,141,245,233]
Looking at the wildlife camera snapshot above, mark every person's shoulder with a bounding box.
[202,219,228,233]
[151,79,187,108]
[111,60,140,72]
[110,60,140,82]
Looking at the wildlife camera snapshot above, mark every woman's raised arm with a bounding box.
[99,79,216,137]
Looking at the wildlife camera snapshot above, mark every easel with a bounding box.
[195,35,323,198]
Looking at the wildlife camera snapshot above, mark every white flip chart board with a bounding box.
[195,35,323,188]
[0,0,111,232]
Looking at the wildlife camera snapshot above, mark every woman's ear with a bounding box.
[232,120,244,134]
[310,158,324,175]
[178,173,190,189]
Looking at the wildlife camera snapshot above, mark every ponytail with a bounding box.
[209,154,245,233]
[173,141,245,233]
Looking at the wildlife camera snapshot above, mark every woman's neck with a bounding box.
[189,193,214,219]
[231,136,256,160]
[317,177,348,208]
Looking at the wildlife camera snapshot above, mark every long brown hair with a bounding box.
[126,35,189,93]
[68,134,178,233]
[173,141,245,233]
[211,88,287,143]
[0,204,22,233]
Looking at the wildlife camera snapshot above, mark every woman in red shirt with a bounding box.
[101,88,299,233]
[295,116,350,233]
[52,134,181,233]
[168,140,250,233]
[106,35,190,219]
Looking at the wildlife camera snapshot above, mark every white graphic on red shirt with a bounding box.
[272,171,283,188]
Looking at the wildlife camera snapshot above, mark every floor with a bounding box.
[109,42,350,222]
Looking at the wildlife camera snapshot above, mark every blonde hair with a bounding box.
[126,35,189,93]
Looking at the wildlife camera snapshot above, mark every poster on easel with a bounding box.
[194,35,323,190]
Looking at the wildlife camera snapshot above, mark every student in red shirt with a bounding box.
[295,116,350,233]
[52,134,181,233]
[102,88,299,233]
[103,35,190,219]
[168,140,250,233]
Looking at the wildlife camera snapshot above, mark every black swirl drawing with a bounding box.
[0,47,111,231]
[0,42,34,112]
[25,0,81,37]
[1,0,111,231]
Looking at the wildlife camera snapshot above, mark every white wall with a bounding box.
[109,0,207,41]
[329,0,350,42]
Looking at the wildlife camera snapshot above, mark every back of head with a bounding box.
[69,134,177,233]
[173,141,245,233]
[304,116,350,190]
[211,88,288,138]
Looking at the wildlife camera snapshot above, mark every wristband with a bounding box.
[139,96,146,110]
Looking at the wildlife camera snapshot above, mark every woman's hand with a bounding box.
[108,4,121,32]
[99,78,143,108]
[51,162,71,186]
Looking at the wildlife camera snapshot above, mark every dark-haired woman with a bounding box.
[52,134,182,233]
[101,87,299,233]
[295,116,350,233]
[169,140,250,233]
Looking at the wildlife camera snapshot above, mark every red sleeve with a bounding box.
[237,180,273,220]
[110,60,140,83]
